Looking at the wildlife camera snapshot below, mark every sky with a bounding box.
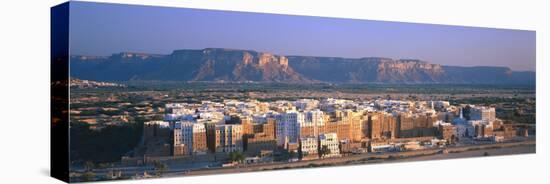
[69,1,536,71]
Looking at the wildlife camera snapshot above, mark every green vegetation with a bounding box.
[78,110,98,116]
[81,171,96,182]
[70,121,143,163]
[319,145,331,158]
[153,161,168,176]
[83,161,95,171]
[451,97,536,124]
[274,150,297,161]
[228,151,245,163]
[73,82,535,95]
[450,97,532,106]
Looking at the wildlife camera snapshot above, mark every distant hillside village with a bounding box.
[70,78,126,89]
[122,98,532,166]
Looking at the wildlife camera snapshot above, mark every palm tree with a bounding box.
[154,162,168,176]
[229,151,245,163]
[83,161,95,172]
[319,145,331,158]
[289,151,297,160]
[81,171,95,182]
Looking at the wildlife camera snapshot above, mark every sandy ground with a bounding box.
[171,141,535,177]
[385,144,535,163]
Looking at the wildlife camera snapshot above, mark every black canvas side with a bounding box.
[51,2,70,183]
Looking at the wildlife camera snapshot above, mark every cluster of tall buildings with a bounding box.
[454,106,518,142]
[135,98,523,160]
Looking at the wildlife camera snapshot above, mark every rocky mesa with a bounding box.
[70,48,535,85]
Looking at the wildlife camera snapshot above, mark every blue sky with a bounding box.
[69,1,536,71]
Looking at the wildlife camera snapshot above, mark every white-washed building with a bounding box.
[318,133,340,158]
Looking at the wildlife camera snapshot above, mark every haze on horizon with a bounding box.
[69,2,536,71]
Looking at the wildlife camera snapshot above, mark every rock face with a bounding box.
[70,48,535,85]
[70,48,310,83]
[286,56,446,83]
[286,56,533,84]
[376,59,444,83]
[189,48,308,82]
